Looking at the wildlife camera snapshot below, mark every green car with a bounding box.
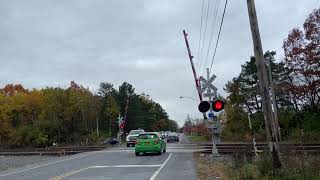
[135,132,166,156]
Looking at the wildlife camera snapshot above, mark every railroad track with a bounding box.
[169,143,320,154]
[1,143,319,156]
[0,145,107,156]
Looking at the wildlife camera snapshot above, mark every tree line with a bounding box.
[0,81,177,148]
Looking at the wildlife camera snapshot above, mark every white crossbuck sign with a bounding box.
[199,75,217,98]
[117,114,123,124]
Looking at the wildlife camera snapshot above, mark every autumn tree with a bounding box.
[0,81,177,147]
[283,8,320,112]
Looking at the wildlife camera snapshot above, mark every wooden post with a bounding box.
[246,0,281,168]
[266,58,281,141]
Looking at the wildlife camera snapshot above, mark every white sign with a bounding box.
[117,114,123,124]
[203,92,216,97]
[199,75,217,93]
[206,123,218,129]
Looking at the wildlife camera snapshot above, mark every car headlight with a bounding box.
[126,137,130,141]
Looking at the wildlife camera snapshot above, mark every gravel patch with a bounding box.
[0,155,62,172]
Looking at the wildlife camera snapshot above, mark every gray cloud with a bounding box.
[0,0,318,126]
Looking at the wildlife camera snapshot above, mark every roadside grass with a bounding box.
[193,153,320,180]
[187,135,210,143]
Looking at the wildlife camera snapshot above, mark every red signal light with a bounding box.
[212,100,224,112]
[215,101,222,109]
[120,123,124,129]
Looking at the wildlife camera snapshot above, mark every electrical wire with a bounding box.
[202,0,221,77]
[199,0,211,73]
[209,0,228,74]
[196,0,206,73]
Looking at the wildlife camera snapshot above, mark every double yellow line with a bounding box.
[49,168,89,180]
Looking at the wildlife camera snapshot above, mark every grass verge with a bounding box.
[193,153,320,180]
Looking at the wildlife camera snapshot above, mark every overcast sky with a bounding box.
[0,0,318,126]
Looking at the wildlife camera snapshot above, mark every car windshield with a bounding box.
[138,134,157,139]
[129,130,143,135]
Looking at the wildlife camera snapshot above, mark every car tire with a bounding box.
[127,144,130,147]
[135,152,140,156]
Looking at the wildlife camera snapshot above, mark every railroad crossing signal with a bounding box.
[117,114,124,129]
[198,100,225,113]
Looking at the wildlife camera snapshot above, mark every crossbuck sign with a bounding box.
[199,74,217,98]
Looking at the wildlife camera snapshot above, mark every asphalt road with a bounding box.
[0,133,197,180]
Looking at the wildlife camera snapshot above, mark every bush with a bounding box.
[35,131,48,147]
[9,126,34,147]
[88,132,99,142]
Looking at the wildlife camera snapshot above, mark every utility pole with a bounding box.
[109,118,112,137]
[123,98,129,125]
[96,115,99,137]
[95,108,99,137]
[246,0,281,168]
[183,30,207,120]
[266,58,281,141]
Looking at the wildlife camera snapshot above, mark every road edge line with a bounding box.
[149,153,172,180]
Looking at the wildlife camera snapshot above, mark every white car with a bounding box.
[126,129,145,147]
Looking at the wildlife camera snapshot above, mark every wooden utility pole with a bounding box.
[266,58,281,141]
[246,0,281,168]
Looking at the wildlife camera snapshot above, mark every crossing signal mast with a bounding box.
[183,30,223,156]
[198,68,223,156]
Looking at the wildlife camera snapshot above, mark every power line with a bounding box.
[202,0,221,77]
[196,0,206,74]
[209,0,228,74]
[199,0,211,73]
